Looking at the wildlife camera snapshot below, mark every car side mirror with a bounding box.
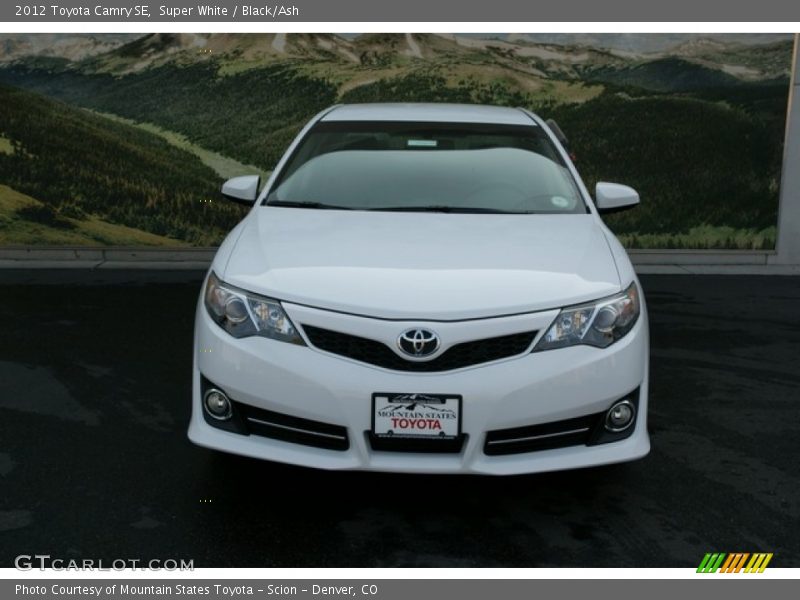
[595,182,639,214]
[221,175,261,205]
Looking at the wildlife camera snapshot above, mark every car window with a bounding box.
[266,121,587,214]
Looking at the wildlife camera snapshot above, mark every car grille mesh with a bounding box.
[301,325,537,372]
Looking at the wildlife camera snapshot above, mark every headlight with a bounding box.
[204,272,305,345]
[534,282,640,351]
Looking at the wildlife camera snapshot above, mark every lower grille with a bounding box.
[236,402,349,451]
[203,371,350,451]
[367,433,467,454]
[302,325,537,372]
[484,413,602,456]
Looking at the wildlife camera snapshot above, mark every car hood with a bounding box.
[223,208,622,320]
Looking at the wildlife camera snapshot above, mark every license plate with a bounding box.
[372,393,461,439]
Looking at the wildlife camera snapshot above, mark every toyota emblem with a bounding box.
[397,328,440,358]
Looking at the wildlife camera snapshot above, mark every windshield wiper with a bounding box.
[267,200,354,210]
[368,205,518,214]
[268,201,519,213]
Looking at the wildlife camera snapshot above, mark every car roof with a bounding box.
[321,103,538,126]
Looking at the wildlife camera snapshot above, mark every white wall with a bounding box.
[773,34,800,264]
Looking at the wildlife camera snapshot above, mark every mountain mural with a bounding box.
[0,33,793,248]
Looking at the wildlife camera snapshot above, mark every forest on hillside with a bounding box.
[0,61,338,169]
[0,84,245,245]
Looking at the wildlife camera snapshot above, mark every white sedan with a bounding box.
[188,103,650,475]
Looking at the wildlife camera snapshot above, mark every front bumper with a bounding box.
[188,301,650,475]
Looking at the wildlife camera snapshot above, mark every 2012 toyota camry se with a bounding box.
[188,103,650,475]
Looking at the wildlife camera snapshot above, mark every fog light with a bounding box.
[204,388,232,420]
[605,399,635,432]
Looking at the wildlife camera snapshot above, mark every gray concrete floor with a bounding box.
[0,271,798,567]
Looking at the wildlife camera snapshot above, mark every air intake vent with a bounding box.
[236,402,349,451]
[484,413,601,456]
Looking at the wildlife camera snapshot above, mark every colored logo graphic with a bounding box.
[697,553,773,573]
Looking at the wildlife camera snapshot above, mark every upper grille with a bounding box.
[302,325,537,372]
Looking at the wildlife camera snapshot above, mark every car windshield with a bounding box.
[265,121,586,214]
